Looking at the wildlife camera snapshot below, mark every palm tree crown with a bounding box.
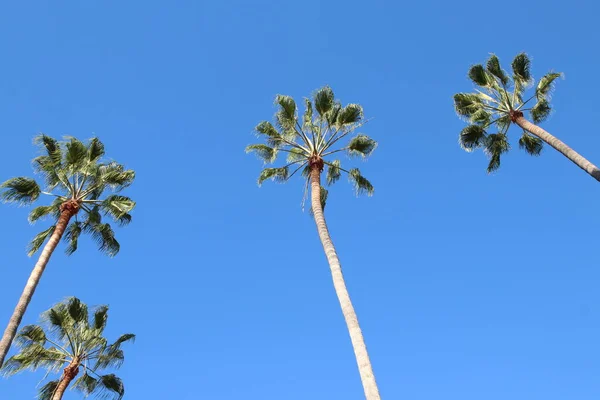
[246,86,376,205]
[453,53,562,172]
[0,135,135,256]
[2,297,134,400]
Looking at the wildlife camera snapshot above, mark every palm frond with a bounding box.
[348,168,374,196]
[511,53,532,86]
[453,93,484,118]
[28,201,61,224]
[314,86,335,117]
[87,137,105,162]
[67,297,89,325]
[326,160,341,185]
[303,98,313,130]
[484,133,510,173]
[257,167,289,186]
[38,379,60,400]
[536,72,562,100]
[73,373,98,396]
[101,195,136,225]
[98,162,135,192]
[245,144,278,164]
[0,177,41,205]
[89,223,120,257]
[518,132,543,156]
[255,121,284,148]
[286,147,307,163]
[95,374,125,400]
[15,325,47,346]
[274,95,297,131]
[2,344,65,376]
[34,135,63,167]
[486,54,509,86]
[28,225,56,257]
[336,104,363,126]
[93,306,109,332]
[459,125,487,152]
[531,99,552,123]
[64,221,82,255]
[347,135,377,158]
[468,64,492,87]
[64,136,88,170]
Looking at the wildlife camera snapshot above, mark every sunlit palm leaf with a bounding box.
[314,86,335,117]
[536,72,562,100]
[531,99,551,123]
[326,160,341,185]
[486,54,509,86]
[459,125,487,152]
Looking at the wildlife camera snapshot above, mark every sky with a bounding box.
[1,0,599,399]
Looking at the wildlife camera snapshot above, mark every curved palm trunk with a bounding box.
[309,167,381,400]
[52,360,80,400]
[0,206,77,367]
[514,116,600,181]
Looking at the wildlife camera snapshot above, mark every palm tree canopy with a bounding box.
[1,297,134,400]
[453,53,563,172]
[0,135,136,256]
[246,86,377,208]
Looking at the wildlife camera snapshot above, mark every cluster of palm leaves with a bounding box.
[0,136,136,399]
[3,297,133,400]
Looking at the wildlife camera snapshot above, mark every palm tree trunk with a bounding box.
[514,116,600,181]
[52,360,80,400]
[0,206,76,367]
[309,166,381,400]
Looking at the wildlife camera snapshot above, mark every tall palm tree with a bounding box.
[2,297,134,400]
[246,86,380,400]
[0,135,135,367]
[453,52,600,180]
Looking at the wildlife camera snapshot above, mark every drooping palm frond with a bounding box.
[28,226,56,257]
[484,133,510,173]
[245,144,278,164]
[454,53,563,172]
[1,298,133,400]
[347,135,377,158]
[0,178,41,205]
[349,169,374,196]
[518,132,543,156]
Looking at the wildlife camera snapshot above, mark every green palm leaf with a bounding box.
[511,53,532,85]
[336,104,363,126]
[349,168,374,196]
[326,160,341,185]
[459,125,487,151]
[28,225,56,257]
[314,86,335,116]
[486,54,509,86]
[531,99,552,123]
[484,133,510,173]
[257,167,289,186]
[0,177,41,205]
[536,72,562,100]
[518,132,543,156]
[64,221,82,255]
[245,144,278,164]
[347,135,377,158]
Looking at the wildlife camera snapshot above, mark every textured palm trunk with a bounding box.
[309,166,381,400]
[52,359,80,400]
[514,115,600,181]
[0,203,78,367]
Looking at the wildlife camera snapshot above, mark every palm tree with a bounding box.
[0,135,135,367]
[2,297,134,400]
[246,86,380,400]
[453,52,600,180]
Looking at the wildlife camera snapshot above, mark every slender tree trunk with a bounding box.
[309,166,381,400]
[0,204,77,367]
[514,116,600,181]
[52,359,80,400]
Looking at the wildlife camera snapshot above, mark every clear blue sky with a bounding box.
[1,0,600,399]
